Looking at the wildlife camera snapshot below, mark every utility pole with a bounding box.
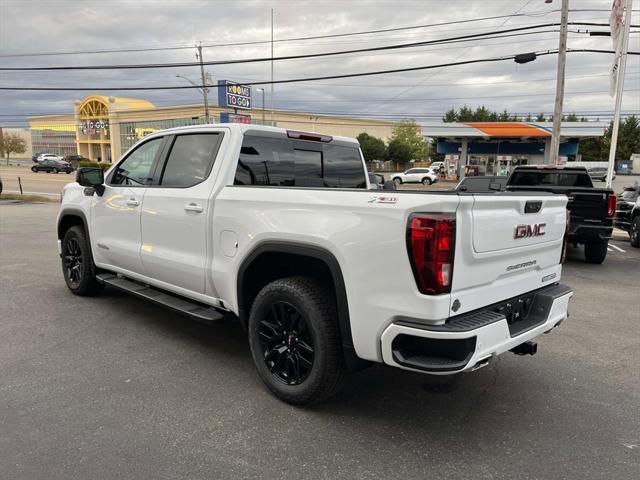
[549,0,569,165]
[606,0,633,188]
[270,8,274,126]
[196,42,211,123]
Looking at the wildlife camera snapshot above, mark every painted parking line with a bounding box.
[609,244,626,253]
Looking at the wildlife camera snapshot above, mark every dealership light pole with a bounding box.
[176,73,212,122]
[195,42,211,123]
[270,8,274,126]
[256,88,266,124]
[548,0,569,165]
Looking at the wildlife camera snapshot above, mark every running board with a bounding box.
[96,273,224,324]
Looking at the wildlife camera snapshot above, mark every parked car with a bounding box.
[62,154,90,168]
[587,167,616,182]
[456,175,507,192]
[429,161,444,173]
[37,153,63,162]
[507,166,615,264]
[57,124,572,405]
[392,168,438,185]
[32,159,75,174]
[614,185,640,247]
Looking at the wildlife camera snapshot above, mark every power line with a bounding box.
[1,49,636,91]
[0,22,626,72]
[0,9,568,58]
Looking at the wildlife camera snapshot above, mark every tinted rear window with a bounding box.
[509,171,593,187]
[234,135,366,188]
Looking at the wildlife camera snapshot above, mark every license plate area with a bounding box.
[491,291,552,337]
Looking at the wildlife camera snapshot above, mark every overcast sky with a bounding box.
[0,0,638,127]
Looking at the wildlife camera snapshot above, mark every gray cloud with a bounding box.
[1,0,638,126]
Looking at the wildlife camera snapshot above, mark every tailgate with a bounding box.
[451,193,568,316]
[567,189,609,221]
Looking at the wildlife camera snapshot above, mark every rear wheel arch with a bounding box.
[237,242,366,371]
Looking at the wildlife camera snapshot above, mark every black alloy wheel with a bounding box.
[258,301,314,386]
[64,237,84,288]
[61,226,103,296]
[631,217,640,248]
[248,276,346,405]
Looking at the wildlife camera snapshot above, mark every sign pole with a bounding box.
[606,0,633,188]
[549,0,569,165]
[270,8,274,126]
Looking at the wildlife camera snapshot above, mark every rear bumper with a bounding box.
[569,223,613,243]
[380,284,573,374]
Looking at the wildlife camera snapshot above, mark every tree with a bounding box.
[0,132,27,165]
[524,113,533,122]
[386,139,412,165]
[389,120,427,160]
[442,108,457,122]
[578,116,640,161]
[535,113,546,122]
[356,132,386,162]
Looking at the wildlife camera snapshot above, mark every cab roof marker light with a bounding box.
[286,130,333,142]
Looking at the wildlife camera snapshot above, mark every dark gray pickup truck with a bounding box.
[506,166,616,264]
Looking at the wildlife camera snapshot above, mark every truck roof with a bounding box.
[143,123,360,146]
[512,165,588,172]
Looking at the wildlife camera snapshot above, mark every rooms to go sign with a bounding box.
[218,80,252,110]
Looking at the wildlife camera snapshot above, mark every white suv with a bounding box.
[37,153,63,162]
[392,168,438,186]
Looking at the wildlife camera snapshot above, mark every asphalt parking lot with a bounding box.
[1,202,639,480]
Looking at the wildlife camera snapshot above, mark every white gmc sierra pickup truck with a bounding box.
[57,124,573,404]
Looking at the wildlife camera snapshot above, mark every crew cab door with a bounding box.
[139,132,224,294]
[90,136,165,275]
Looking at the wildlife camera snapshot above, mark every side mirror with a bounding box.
[77,167,105,196]
[383,180,397,191]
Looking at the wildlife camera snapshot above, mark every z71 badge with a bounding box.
[368,196,398,204]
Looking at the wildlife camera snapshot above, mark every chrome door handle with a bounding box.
[184,203,204,213]
[126,198,140,207]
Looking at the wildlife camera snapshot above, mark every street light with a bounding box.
[176,73,211,123]
[256,88,266,124]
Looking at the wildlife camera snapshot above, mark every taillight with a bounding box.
[406,213,455,295]
[561,209,570,263]
[606,194,616,217]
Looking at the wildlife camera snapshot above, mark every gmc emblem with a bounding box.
[514,223,546,239]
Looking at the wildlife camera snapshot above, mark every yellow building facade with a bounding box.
[29,95,398,163]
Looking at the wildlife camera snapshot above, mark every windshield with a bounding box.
[508,170,593,188]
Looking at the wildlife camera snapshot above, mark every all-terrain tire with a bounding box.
[61,226,103,296]
[248,276,346,405]
[584,240,608,264]
[630,216,640,248]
